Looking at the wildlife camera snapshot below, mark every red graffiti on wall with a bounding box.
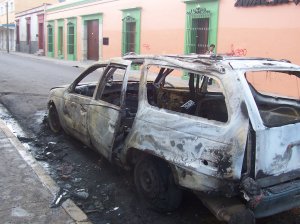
[143,44,151,51]
[226,44,247,56]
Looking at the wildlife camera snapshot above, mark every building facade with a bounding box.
[15,4,48,54]
[0,0,15,51]
[45,0,300,65]
[14,0,62,54]
[14,0,60,13]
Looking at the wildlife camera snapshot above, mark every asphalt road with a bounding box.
[0,52,299,224]
[0,52,83,133]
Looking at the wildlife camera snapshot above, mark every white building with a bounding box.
[0,0,15,51]
[15,4,50,54]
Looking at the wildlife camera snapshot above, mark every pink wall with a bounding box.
[217,1,300,64]
[138,1,185,55]
[46,0,186,60]
[46,0,300,65]
[101,0,186,59]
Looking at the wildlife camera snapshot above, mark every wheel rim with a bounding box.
[138,163,160,198]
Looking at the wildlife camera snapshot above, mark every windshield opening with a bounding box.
[245,70,300,127]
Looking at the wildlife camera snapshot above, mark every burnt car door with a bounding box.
[87,60,131,160]
[62,64,107,145]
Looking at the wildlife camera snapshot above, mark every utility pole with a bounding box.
[6,1,9,53]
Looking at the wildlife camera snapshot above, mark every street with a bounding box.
[0,52,299,224]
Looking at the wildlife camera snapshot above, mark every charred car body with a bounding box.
[48,55,300,223]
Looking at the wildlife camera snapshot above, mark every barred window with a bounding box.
[186,7,211,54]
[68,23,75,54]
[122,16,136,55]
[48,25,53,52]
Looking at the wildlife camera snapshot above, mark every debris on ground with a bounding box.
[17,136,34,143]
[72,188,89,200]
[72,177,82,183]
[50,188,70,208]
[56,163,74,180]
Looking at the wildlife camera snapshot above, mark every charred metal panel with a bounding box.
[61,93,91,145]
[173,165,237,195]
[255,123,300,178]
[87,102,120,160]
[124,59,250,192]
[229,60,300,72]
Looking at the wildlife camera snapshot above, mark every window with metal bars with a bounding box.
[58,26,63,55]
[186,7,211,54]
[48,25,53,52]
[122,16,136,55]
[68,23,75,54]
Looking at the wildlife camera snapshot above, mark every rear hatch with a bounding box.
[244,68,300,186]
[255,124,300,186]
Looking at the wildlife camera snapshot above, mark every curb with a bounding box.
[0,119,91,224]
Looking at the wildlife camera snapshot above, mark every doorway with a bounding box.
[38,23,44,50]
[58,26,63,57]
[87,20,99,60]
[192,18,209,54]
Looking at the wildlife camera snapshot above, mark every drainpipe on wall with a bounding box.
[6,2,9,53]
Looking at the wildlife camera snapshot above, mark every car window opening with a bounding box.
[146,65,228,123]
[73,65,106,97]
[245,71,300,127]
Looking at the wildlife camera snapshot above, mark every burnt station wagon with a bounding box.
[48,54,300,224]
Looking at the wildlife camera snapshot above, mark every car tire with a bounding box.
[48,104,61,133]
[134,156,182,212]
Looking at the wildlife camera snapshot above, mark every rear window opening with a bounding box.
[245,70,300,127]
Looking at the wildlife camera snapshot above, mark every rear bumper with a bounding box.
[254,179,300,218]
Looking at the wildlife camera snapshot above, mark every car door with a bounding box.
[87,60,131,160]
[62,64,107,145]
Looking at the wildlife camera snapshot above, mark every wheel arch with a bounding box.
[125,147,180,185]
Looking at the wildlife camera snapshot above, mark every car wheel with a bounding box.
[134,156,182,212]
[48,104,61,133]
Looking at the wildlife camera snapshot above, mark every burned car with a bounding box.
[48,55,300,224]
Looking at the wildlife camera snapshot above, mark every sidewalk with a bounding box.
[0,119,91,224]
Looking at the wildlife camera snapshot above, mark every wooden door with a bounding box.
[87,20,99,60]
[38,23,44,50]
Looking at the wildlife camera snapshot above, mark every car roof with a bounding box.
[122,54,300,72]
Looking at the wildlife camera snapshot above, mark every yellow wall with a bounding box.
[15,0,59,13]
